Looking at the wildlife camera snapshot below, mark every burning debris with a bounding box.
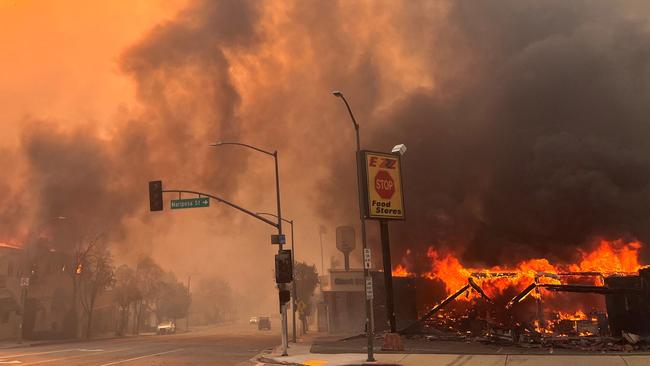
[395,239,650,351]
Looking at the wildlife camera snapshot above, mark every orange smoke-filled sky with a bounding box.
[0,0,187,144]
[5,0,650,316]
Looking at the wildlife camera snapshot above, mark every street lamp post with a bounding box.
[211,142,289,356]
[258,212,297,343]
[332,91,375,362]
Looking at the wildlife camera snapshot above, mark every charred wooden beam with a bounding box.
[471,272,518,278]
[557,271,604,277]
[506,282,537,309]
[400,283,470,334]
[468,277,493,303]
[539,284,642,294]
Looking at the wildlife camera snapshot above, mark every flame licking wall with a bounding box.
[3,0,650,313]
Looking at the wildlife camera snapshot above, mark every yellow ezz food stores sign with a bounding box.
[361,151,405,220]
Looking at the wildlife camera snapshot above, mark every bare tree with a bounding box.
[79,245,114,339]
[65,234,102,339]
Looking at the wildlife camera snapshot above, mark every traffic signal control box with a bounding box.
[275,250,293,284]
[279,289,291,306]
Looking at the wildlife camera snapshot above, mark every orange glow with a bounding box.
[393,238,644,300]
[392,264,411,277]
[569,239,642,273]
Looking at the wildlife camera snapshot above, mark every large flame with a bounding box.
[393,238,644,299]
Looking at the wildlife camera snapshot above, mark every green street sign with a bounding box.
[171,197,210,209]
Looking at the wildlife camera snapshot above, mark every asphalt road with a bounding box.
[0,323,279,365]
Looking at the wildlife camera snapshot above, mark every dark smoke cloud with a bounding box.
[367,0,650,267]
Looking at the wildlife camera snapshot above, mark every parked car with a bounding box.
[258,316,271,330]
[157,320,176,335]
[249,316,258,324]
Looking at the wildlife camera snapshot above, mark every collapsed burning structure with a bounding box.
[392,239,650,349]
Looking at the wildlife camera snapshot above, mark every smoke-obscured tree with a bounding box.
[133,256,164,334]
[191,278,235,325]
[79,245,114,339]
[294,261,319,331]
[155,278,191,323]
[112,265,141,336]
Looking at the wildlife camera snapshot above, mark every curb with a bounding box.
[257,356,306,365]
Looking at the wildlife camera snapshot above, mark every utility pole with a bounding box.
[186,275,191,332]
[319,227,325,275]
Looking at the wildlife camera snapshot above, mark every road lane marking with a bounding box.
[20,348,130,365]
[0,349,79,359]
[97,348,184,366]
[304,361,328,366]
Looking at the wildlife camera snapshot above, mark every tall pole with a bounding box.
[319,231,324,275]
[273,151,289,356]
[274,151,283,242]
[290,220,298,342]
[333,91,375,362]
[186,275,191,332]
[380,220,396,332]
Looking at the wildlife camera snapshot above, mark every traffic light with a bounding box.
[279,289,291,306]
[149,180,163,211]
[275,250,293,284]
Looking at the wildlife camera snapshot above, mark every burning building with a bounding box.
[393,239,650,345]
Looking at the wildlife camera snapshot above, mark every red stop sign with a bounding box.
[374,170,395,199]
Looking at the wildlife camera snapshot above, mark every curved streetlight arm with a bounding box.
[256,212,293,225]
[210,140,283,238]
[333,92,361,151]
[163,189,278,228]
[333,92,359,130]
[210,142,275,157]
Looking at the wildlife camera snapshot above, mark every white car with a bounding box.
[157,320,176,334]
[249,316,258,324]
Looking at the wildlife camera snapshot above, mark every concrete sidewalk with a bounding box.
[260,334,650,365]
[263,351,650,366]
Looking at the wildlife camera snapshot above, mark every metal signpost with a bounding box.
[335,226,356,271]
[359,150,405,333]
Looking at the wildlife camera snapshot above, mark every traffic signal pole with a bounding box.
[150,183,290,354]
[273,151,289,357]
